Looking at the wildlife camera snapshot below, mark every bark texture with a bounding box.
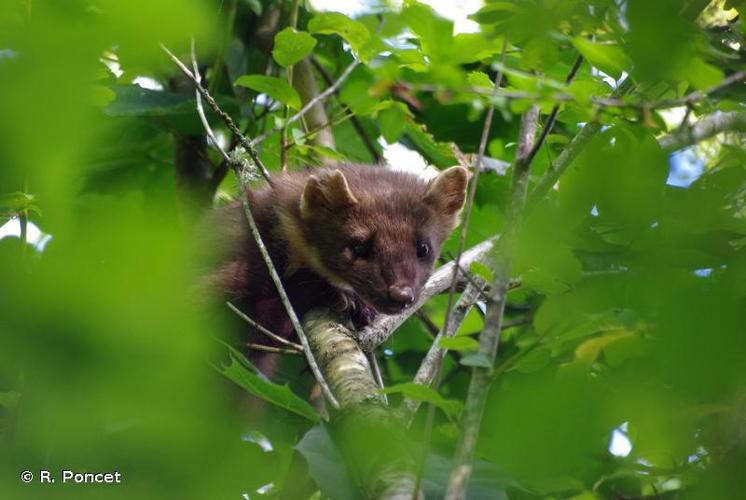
[303,309,422,499]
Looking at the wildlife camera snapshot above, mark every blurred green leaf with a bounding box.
[572,38,630,80]
[104,85,192,116]
[380,382,463,418]
[378,103,408,143]
[460,352,493,368]
[308,13,371,60]
[272,28,317,67]
[297,424,360,500]
[468,71,495,89]
[515,348,552,374]
[439,336,480,351]
[235,74,302,109]
[470,261,494,282]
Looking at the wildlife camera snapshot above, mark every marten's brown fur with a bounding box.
[198,164,468,373]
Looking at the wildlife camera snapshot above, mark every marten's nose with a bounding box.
[388,285,415,306]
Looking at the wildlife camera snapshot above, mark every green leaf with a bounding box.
[272,27,317,67]
[467,71,495,89]
[234,75,302,110]
[308,13,371,60]
[439,336,480,351]
[239,0,262,16]
[403,120,458,167]
[460,352,492,368]
[378,103,407,143]
[0,192,39,215]
[217,344,319,422]
[104,85,193,117]
[401,2,453,61]
[296,425,360,500]
[453,33,501,63]
[515,348,552,373]
[380,382,463,419]
[572,38,630,80]
[574,330,634,364]
[470,261,494,282]
[687,57,724,90]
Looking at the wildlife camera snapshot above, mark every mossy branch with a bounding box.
[303,309,422,499]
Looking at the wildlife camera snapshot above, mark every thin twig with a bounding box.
[280,0,301,171]
[441,39,508,347]
[249,59,361,147]
[227,301,303,351]
[248,343,302,355]
[524,55,584,166]
[415,311,440,337]
[401,279,487,424]
[367,351,388,405]
[311,56,381,162]
[416,47,507,486]
[500,316,531,330]
[445,105,540,500]
[236,200,340,408]
[161,43,274,185]
[165,42,340,409]
[191,39,231,164]
[411,68,746,111]
[525,77,634,209]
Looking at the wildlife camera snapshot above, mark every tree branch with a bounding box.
[249,59,361,147]
[400,279,487,424]
[303,309,422,499]
[445,105,540,499]
[524,54,584,166]
[658,111,746,152]
[526,77,634,208]
[291,58,336,149]
[311,55,381,163]
[161,44,274,185]
[412,68,746,112]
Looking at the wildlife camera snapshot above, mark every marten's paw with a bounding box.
[350,299,378,328]
[335,291,378,327]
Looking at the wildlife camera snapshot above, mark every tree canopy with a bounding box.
[2,0,746,499]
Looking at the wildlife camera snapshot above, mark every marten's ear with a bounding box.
[300,169,358,219]
[424,166,469,219]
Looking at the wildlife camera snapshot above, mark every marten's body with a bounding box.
[198,164,468,373]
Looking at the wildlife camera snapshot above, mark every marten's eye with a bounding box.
[416,240,430,259]
[351,240,371,259]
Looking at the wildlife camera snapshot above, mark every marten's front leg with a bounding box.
[334,290,378,328]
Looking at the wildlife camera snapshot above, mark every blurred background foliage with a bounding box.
[2,0,746,498]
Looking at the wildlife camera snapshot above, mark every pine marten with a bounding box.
[198,164,468,373]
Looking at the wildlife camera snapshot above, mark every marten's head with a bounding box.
[296,166,468,314]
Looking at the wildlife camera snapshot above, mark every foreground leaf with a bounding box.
[234,75,302,109]
[380,382,462,419]
[217,344,319,422]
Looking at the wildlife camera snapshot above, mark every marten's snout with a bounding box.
[388,285,415,307]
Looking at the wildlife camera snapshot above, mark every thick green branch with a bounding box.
[445,105,540,500]
[303,310,422,499]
